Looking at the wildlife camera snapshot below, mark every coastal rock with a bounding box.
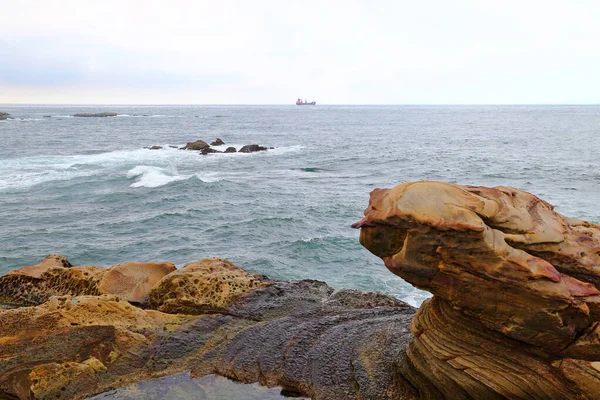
[0,256,418,400]
[224,147,237,153]
[144,145,163,150]
[210,138,225,146]
[238,144,267,153]
[200,147,222,155]
[0,112,14,120]
[353,180,600,399]
[98,261,176,303]
[0,256,105,306]
[72,112,118,117]
[148,258,269,314]
[182,140,210,151]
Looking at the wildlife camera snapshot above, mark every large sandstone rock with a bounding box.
[0,256,418,400]
[0,256,105,306]
[353,180,600,399]
[98,261,176,303]
[148,258,269,314]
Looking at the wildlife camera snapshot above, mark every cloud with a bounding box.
[0,0,599,104]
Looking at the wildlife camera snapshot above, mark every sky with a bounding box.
[1,0,599,104]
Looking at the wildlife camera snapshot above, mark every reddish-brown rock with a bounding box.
[354,180,600,399]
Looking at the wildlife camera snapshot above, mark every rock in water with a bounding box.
[200,147,222,155]
[0,112,14,120]
[182,140,210,150]
[238,144,267,153]
[353,180,600,399]
[72,112,118,117]
[224,147,237,153]
[210,138,225,146]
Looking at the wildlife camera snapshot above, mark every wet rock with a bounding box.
[353,180,600,399]
[181,140,210,151]
[0,112,14,120]
[98,262,176,304]
[238,144,267,153]
[210,138,225,146]
[144,145,163,150]
[224,147,237,153]
[72,112,118,117]
[200,147,222,155]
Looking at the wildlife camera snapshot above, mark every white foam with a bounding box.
[127,165,188,188]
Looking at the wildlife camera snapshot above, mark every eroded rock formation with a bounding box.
[353,180,600,399]
[3,181,598,399]
[0,257,417,400]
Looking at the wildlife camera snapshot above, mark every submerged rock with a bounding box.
[144,145,163,150]
[72,112,118,117]
[210,138,225,146]
[182,140,210,150]
[353,180,600,399]
[238,144,267,153]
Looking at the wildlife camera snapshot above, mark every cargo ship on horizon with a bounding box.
[296,98,316,105]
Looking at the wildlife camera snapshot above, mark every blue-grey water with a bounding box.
[1,105,599,306]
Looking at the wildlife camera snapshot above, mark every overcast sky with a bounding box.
[1,0,599,104]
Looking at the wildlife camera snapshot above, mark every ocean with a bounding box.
[1,105,599,307]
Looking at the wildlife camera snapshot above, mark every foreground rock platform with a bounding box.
[0,257,416,400]
[353,180,600,399]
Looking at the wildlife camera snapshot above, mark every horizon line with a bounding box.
[2,103,600,107]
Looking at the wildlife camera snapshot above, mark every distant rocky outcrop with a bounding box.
[0,112,14,120]
[201,147,222,155]
[72,112,118,117]
[146,139,272,154]
[238,144,267,153]
[181,140,210,151]
[353,180,600,399]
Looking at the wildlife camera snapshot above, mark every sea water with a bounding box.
[1,105,599,306]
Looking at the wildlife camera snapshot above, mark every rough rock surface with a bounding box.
[72,112,117,117]
[148,258,269,314]
[0,112,14,120]
[224,146,237,153]
[210,138,225,146]
[0,256,417,400]
[182,140,210,150]
[353,180,600,399]
[238,144,267,153]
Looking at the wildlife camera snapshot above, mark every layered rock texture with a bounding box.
[353,180,600,399]
[0,257,416,400]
